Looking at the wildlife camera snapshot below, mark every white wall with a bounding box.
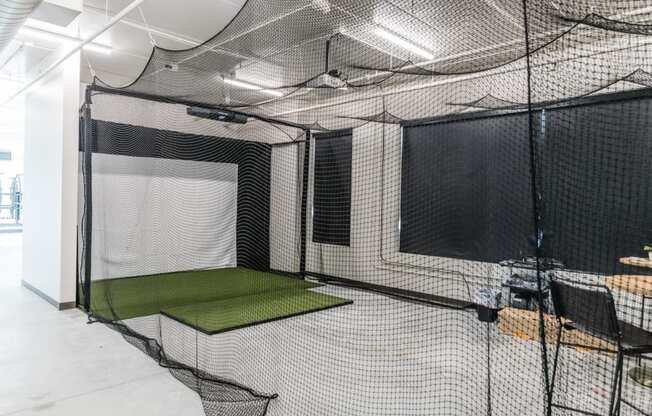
[303,122,487,301]
[270,144,302,272]
[22,52,80,307]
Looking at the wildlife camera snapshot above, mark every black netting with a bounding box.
[78,1,652,415]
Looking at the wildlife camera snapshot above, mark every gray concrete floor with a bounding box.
[1,231,649,415]
[0,232,22,289]
[124,284,652,416]
[0,232,204,416]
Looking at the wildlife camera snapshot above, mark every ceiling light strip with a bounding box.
[224,78,284,97]
[373,27,434,60]
[19,26,112,54]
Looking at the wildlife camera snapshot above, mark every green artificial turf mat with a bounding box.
[90,268,320,321]
[161,288,352,334]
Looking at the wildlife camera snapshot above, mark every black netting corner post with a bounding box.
[520,0,552,413]
[300,129,311,277]
[81,85,93,312]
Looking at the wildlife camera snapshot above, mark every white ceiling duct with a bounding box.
[0,0,43,55]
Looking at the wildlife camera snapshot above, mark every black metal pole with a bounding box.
[82,86,93,312]
[521,0,552,412]
[88,84,307,131]
[300,130,311,276]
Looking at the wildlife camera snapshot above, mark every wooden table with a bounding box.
[497,307,616,352]
[604,275,652,298]
[619,256,652,269]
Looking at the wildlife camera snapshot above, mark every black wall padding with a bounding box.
[88,120,272,271]
[540,98,652,274]
[400,114,535,263]
[313,130,352,246]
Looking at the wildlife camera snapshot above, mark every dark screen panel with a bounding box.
[541,99,652,273]
[401,96,652,274]
[400,114,535,263]
[313,130,352,246]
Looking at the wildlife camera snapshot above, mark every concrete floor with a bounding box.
[0,233,204,416]
[0,232,22,289]
[1,231,649,415]
[122,284,652,416]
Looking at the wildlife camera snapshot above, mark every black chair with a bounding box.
[548,278,652,416]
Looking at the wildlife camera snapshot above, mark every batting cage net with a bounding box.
[78,1,652,415]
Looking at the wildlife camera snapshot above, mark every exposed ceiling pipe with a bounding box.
[1,0,145,105]
[0,0,43,55]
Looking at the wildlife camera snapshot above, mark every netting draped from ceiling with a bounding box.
[80,1,652,415]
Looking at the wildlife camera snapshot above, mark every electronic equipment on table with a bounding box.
[500,257,564,312]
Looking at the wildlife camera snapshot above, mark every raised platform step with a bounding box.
[161,288,352,335]
[91,268,320,321]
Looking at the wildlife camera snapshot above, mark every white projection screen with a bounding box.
[90,154,238,279]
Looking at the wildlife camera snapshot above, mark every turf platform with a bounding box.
[161,288,353,335]
[90,268,351,333]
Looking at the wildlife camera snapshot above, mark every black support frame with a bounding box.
[81,87,93,311]
[78,83,313,310]
[300,131,310,276]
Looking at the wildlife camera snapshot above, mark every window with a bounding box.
[313,130,352,246]
[540,98,652,273]
[0,151,11,161]
[400,93,652,273]
[400,114,535,263]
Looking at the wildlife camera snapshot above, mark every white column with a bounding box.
[22,50,80,309]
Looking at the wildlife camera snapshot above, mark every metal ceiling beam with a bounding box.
[1,0,145,105]
[88,83,307,131]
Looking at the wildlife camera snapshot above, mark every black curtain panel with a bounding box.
[540,98,652,274]
[400,113,534,264]
[401,93,652,274]
[313,129,353,246]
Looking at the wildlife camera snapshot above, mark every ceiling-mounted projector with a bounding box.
[186,107,248,124]
[307,69,348,89]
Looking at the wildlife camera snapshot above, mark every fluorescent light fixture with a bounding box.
[340,27,404,60]
[223,78,284,97]
[19,26,70,43]
[24,18,68,32]
[373,26,434,60]
[81,43,112,55]
[18,26,112,55]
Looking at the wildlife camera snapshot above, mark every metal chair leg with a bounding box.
[609,350,624,416]
[615,351,626,416]
[548,322,564,413]
[550,323,563,387]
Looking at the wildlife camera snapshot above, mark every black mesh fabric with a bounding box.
[78,1,652,415]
